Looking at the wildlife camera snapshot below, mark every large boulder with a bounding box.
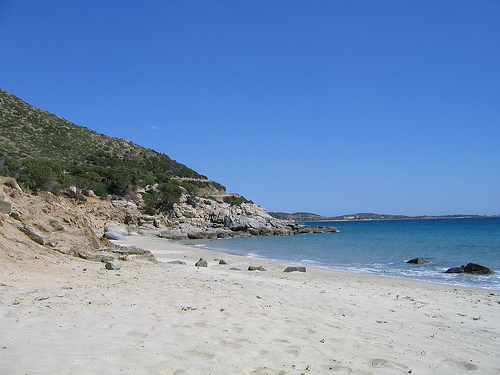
[445,263,494,275]
[445,266,465,273]
[103,232,127,241]
[463,263,494,275]
[105,223,128,235]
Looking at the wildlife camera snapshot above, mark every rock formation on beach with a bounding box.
[0,177,337,271]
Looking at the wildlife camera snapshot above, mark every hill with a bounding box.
[270,212,490,221]
[269,212,331,221]
[0,88,225,200]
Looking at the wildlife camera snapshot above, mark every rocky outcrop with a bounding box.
[284,266,307,273]
[445,263,494,275]
[154,195,338,240]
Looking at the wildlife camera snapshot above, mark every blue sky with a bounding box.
[1,0,499,216]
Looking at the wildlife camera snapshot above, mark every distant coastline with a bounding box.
[269,211,499,222]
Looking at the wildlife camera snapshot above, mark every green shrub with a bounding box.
[223,195,253,206]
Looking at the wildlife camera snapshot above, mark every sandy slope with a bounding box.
[1,235,499,374]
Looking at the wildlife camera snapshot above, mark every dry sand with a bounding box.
[1,235,499,374]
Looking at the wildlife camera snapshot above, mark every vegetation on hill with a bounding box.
[0,88,227,210]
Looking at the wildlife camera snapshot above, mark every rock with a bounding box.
[248,265,266,271]
[19,224,46,245]
[105,259,122,270]
[5,178,22,192]
[159,229,188,240]
[187,230,206,239]
[82,190,96,197]
[445,263,494,275]
[105,223,128,235]
[91,236,100,249]
[100,255,115,263]
[103,232,127,241]
[49,219,64,231]
[0,199,11,214]
[68,185,78,197]
[46,239,58,247]
[9,211,23,222]
[407,258,426,264]
[463,263,494,275]
[229,267,242,271]
[195,258,208,267]
[445,266,465,273]
[284,266,307,273]
[219,259,233,265]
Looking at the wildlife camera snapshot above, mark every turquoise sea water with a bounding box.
[191,217,500,290]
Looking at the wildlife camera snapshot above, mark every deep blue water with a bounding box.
[190,217,500,290]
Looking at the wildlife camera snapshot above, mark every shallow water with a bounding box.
[189,217,500,290]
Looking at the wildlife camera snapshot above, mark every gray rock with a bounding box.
[284,266,307,273]
[195,258,208,267]
[19,224,46,245]
[100,255,115,263]
[105,259,122,270]
[407,258,426,264]
[445,266,465,273]
[219,259,233,265]
[105,223,128,235]
[229,267,242,271]
[0,199,11,214]
[248,266,267,271]
[159,229,188,240]
[463,263,494,275]
[9,211,23,222]
[103,232,127,240]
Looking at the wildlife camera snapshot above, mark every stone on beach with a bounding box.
[105,258,122,270]
[103,231,127,241]
[248,265,266,271]
[284,266,307,273]
[195,258,208,267]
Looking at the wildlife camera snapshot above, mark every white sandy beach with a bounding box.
[1,236,499,374]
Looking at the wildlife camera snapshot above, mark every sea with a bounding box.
[188,217,500,290]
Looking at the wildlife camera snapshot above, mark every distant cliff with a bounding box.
[270,211,491,222]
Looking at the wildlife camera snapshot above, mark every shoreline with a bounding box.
[115,235,493,293]
[1,235,499,374]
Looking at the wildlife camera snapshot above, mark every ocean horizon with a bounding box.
[188,217,500,290]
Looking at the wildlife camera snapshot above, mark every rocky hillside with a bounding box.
[0,89,337,256]
[0,177,337,270]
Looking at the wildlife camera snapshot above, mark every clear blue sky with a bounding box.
[1,0,499,216]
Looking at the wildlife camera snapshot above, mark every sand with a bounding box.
[1,236,499,374]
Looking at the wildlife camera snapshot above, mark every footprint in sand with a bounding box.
[370,358,409,371]
[442,359,478,371]
[126,331,148,339]
[320,364,354,373]
[183,350,215,360]
[215,339,242,349]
